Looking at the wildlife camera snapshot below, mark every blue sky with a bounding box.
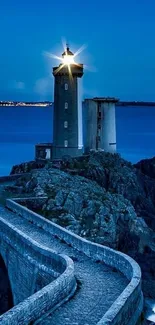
[1,0,155,101]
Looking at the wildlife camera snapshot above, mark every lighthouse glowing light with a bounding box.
[62,48,75,65]
[54,46,81,78]
[63,55,75,64]
[44,43,87,78]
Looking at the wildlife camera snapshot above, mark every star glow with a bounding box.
[44,41,87,79]
[62,53,75,65]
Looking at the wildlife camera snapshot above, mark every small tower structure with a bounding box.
[83,97,118,154]
[52,46,84,159]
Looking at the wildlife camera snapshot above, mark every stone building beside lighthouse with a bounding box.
[82,97,118,154]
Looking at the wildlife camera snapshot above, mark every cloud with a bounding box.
[10,80,25,90]
[34,77,53,96]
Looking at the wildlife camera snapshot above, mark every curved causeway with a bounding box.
[0,205,127,325]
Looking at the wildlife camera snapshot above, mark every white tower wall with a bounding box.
[82,99,98,153]
[100,102,116,153]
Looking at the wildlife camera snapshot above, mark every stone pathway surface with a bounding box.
[0,205,128,325]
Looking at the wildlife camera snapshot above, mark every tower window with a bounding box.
[65,102,68,109]
[65,83,68,90]
[64,140,68,147]
[64,121,68,128]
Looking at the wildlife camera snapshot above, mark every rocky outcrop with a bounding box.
[16,168,141,248]
[60,153,155,231]
[10,161,44,175]
[134,156,155,179]
[7,152,155,299]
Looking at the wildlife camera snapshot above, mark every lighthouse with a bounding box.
[52,46,84,159]
[35,44,118,163]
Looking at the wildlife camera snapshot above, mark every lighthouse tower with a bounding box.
[52,46,84,159]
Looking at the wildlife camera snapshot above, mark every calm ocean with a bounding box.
[0,105,155,176]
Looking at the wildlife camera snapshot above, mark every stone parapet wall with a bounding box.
[6,197,143,325]
[0,209,75,324]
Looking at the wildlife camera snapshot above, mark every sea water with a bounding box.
[0,105,155,176]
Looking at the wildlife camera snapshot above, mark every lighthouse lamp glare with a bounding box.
[63,55,75,65]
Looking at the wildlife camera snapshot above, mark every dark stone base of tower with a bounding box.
[35,143,83,163]
[35,143,53,161]
[52,146,83,160]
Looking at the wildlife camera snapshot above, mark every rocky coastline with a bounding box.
[7,152,155,300]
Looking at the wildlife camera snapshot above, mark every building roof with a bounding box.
[93,97,119,103]
[35,143,52,147]
[62,46,74,57]
[84,97,119,103]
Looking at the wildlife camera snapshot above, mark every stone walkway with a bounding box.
[0,205,128,325]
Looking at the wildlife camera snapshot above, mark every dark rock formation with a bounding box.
[10,160,45,175]
[60,153,155,232]
[18,168,139,248]
[9,152,155,299]
[135,156,155,179]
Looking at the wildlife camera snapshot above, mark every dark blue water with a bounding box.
[0,105,154,176]
[116,105,155,162]
[0,106,53,175]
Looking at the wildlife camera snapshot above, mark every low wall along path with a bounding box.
[0,175,143,325]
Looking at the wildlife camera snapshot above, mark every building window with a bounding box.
[65,102,68,109]
[65,83,68,90]
[64,121,68,128]
[64,140,68,147]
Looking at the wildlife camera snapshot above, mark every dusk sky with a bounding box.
[1,0,155,101]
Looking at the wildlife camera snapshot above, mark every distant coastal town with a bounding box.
[1,100,155,107]
[0,101,53,107]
